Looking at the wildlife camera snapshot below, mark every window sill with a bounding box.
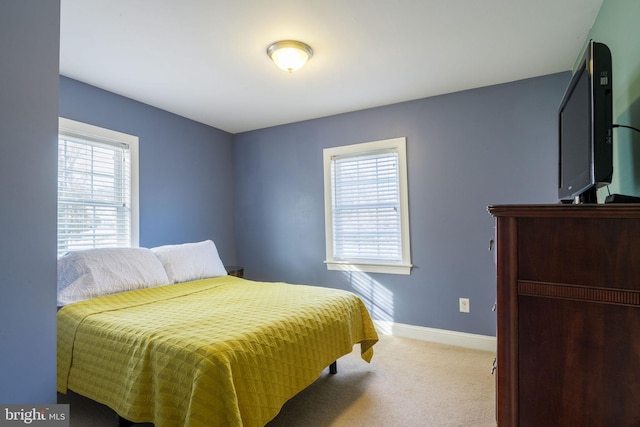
[324,260,412,275]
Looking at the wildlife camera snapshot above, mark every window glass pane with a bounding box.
[331,151,401,262]
[57,135,131,256]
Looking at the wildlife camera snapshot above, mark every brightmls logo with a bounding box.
[0,405,69,426]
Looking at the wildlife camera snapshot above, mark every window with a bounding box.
[57,118,139,256]
[323,137,412,275]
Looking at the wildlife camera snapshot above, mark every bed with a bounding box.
[56,241,378,427]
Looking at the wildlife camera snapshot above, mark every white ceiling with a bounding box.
[60,0,603,134]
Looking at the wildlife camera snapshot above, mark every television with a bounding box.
[558,41,613,204]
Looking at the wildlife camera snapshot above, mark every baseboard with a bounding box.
[373,320,496,353]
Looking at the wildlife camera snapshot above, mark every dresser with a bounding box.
[488,204,640,427]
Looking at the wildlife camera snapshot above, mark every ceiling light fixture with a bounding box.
[266,40,313,73]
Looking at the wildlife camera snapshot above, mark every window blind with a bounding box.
[330,149,402,263]
[57,135,131,256]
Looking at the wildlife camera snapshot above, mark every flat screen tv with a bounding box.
[558,41,613,203]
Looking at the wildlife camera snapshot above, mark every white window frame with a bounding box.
[323,137,412,275]
[57,117,139,255]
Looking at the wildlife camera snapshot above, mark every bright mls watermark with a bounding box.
[0,405,69,426]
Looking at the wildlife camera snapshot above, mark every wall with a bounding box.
[0,1,60,403]
[59,77,237,263]
[587,0,640,196]
[234,73,569,337]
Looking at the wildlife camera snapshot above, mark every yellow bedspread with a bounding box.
[57,276,378,426]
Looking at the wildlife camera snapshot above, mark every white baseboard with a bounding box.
[373,320,496,353]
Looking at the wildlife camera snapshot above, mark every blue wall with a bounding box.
[59,77,237,263]
[234,73,570,336]
[0,1,60,403]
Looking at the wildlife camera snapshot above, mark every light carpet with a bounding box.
[267,334,496,426]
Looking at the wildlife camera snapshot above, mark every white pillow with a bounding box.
[57,247,170,306]
[151,240,227,284]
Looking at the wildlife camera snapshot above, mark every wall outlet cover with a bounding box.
[459,298,470,313]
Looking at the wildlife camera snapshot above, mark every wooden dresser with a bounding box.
[488,204,640,427]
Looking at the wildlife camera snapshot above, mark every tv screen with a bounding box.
[558,41,613,203]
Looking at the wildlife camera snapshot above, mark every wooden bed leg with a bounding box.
[329,360,337,375]
[118,415,134,427]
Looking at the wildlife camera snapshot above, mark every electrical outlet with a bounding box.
[459,298,470,313]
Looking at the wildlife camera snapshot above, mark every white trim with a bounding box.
[323,137,412,275]
[373,320,496,353]
[58,117,140,248]
[325,260,412,275]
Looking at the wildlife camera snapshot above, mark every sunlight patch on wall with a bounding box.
[344,271,394,333]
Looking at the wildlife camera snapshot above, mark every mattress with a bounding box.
[57,276,378,426]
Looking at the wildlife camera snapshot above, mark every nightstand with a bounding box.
[225,266,244,278]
